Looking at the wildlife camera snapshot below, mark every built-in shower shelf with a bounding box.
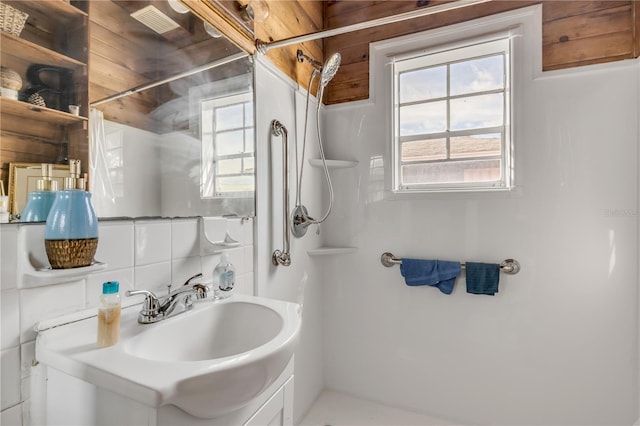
[307,247,358,256]
[308,159,358,169]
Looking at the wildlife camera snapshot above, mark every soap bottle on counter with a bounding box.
[97,281,121,347]
[213,253,235,298]
[20,163,58,222]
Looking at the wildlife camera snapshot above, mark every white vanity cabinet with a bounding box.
[43,361,294,426]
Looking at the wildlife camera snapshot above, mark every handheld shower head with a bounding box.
[296,49,341,88]
[320,52,341,88]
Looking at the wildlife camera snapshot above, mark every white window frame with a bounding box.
[393,35,512,193]
[369,5,541,197]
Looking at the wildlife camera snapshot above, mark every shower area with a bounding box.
[253,3,640,426]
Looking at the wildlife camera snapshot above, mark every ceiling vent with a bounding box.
[130,5,180,34]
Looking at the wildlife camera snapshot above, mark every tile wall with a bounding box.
[0,217,253,425]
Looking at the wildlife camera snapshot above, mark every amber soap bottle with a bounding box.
[97,281,121,347]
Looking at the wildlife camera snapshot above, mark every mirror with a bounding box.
[89,0,254,219]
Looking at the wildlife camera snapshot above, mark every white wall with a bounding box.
[254,58,325,422]
[320,54,640,424]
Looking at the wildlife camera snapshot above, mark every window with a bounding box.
[393,35,513,192]
[201,92,254,197]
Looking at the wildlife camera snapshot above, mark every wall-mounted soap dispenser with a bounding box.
[44,159,99,269]
[20,163,58,222]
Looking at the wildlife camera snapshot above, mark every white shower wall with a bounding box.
[320,58,640,424]
[254,58,326,422]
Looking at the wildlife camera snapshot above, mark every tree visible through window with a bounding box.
[201,92,254,197]
[393,37,512,192]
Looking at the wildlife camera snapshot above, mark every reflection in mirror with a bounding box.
[89,1,255,219]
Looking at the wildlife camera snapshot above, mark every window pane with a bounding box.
[399,65,446,103]
[401,138,447,162]
[217,176,254,193]
[243,157,255,173]
[400,101,446,136]
[450,93,503,131]
[245,128,254,153]
[450,55,503,96]
[450,133,501,159]
[402,159,501,185]
[217,158,242,175]
[216,104,244,131]
[245,102,254,126]
[215,130,244,155]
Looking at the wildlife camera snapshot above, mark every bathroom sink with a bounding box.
[36,294,301,419]
[124,301,283,362]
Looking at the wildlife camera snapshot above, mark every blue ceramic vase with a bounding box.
[20,191,57,222]
[44,189,99,269]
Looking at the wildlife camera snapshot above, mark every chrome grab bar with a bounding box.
[271,120,291,266]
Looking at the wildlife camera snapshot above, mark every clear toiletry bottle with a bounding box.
[213,253,235,298]
[97,281,121,347]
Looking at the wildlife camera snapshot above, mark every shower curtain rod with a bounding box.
[255,0,491,54]
[90,52,249,107]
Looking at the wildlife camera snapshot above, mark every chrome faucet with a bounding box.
[126,273,208,324]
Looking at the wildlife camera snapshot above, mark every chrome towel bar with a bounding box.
[380,252,520,275]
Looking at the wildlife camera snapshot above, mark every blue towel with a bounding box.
[400,259,461,295]
[465,262,500,295]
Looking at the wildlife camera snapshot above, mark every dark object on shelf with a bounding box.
[19,64,74,112]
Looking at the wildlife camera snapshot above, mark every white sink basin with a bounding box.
[124,301,283,362]
[36,294,301,419]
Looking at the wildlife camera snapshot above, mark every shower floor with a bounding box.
[298,390,461,426]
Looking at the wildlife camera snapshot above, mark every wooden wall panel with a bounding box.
[321,0,640,104]
[256,1,324,96]
[542,1,634,71]
[324,1,536,104]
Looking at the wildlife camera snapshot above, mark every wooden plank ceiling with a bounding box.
[89,0,246,133]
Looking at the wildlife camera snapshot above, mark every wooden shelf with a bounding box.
[0,33,86,70]
[9,0,87,23]
[308,247,358,256]
[0,98,87,125]
[308,159,359,169]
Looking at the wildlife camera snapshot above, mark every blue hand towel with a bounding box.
[465,262,500,295]
[400,259,461,295]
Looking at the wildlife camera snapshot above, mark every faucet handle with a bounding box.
[126,289,160,321]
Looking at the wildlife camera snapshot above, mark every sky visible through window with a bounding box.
[396,51,506,188]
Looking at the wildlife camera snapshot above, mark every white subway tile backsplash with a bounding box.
[243,218,254,246]
[171,256,202,287]
[235,272,254,296]
[200,253,222,282]
[86,268,134,309]
[95,221,134,270]
[244,245,254,273]
[172,219,200,259]
[134,261,172,296]
[0,224,18,291]
[134,220,171,266]
[1,346,21,410]
[19,280,86,343]
[0,403,22,426]
[20,341,35,380]
[225,247,245,275]
[1,289,19,350]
